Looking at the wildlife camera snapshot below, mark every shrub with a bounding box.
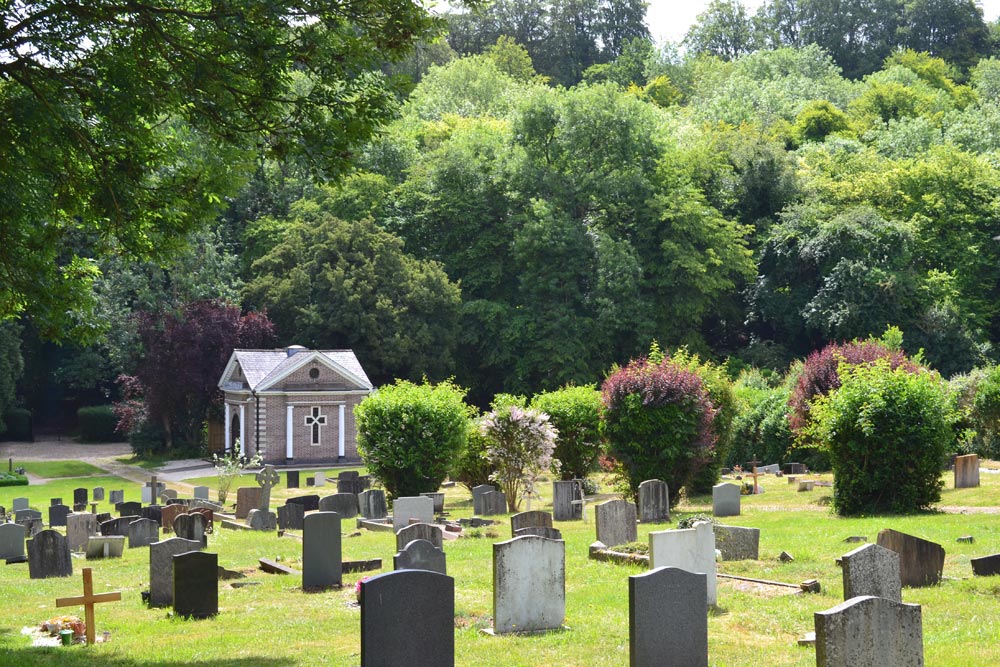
[971,365,1000,456]
[453,419,494,493]
[728,369,794,468]
[530,385,604,481]
[0,472,28,487]
[948,367,1000,458]
[77,405,124,443]
[811,361,952,515]
[601,355,716,507]
[482,403,557,512]
[1,408,32,442]
[355,379,472,500]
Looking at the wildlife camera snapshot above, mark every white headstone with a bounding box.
[392,496,434,532]
[649,521,717,606]
[493,535,565,634]
[712,483,741,517]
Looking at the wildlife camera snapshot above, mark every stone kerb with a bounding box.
[648,521,717,606]
[595,499,637,548]
[815,595,923,667]
[492,535,565,634]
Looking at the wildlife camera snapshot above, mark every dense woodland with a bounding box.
[2,0,1000,457]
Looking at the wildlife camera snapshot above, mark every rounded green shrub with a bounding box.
[530,385,604,481]
[355,379,472,500]
[1,408,32,442]
[811,361,952,515]
[453,419,494,493]
[77,405,125,443]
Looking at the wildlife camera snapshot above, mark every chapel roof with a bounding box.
[227,348,372,391]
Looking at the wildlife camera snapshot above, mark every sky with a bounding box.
[646,0,1000,44]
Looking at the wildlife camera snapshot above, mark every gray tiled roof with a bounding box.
[232,348,371,390]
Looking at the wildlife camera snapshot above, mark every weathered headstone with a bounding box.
[395,522,443,551]
[511,510,554,536]
[758,463,780,474]
[173,513,207,546]
[117,501,142,517]
[797,480,815,492]
[302,511,341,589]
[471,484,496,516]
[159,490,178,503]
[649,521,717,606]
[128,518,160,548]
[48,503,70,528]
[193,486,210,500]
[630,566,708,667]
[420,492,445,513]
[319,493,358,518]
[337,470,363,495]
[971,553,1000,577]
[782,462,806,475]
[392,496,435,532]
[141,481,165,504]
[188,507,214,534]
[11,497,29,512]
[18,517,43,537]
[101,516,139,537]
[108,490,124,505]
[286,494,320,512]
[637,479,669,523]
[27,530,72,578]
[954,454,979,488]
[173,550,218,618]
[493,535,565,634]
[85,535,125,559]
[235,487,261,519]
[139,504,163,525]
[876,529,944,587]
[148,537,201,607]
[815,595,923,667]
[313,472,326,487]
[714,525,760,561]
[552,480,583,521]
[92,487,105,501]
[256,465,280,510]
[360,570,454,667]
[0,522,26,561]
[481,490,507,516]
[246,508,277,531]
[286,470,300,489]
[712,483,741,518]
[514,526,563,540]
[839,543,901,602]
[15,508,41,522]
[73,487,88,506]
[595,499,638,548]
[66,513,98,552]
[277,502,305,531]
[394,538,446,575]
[358,490,388,520]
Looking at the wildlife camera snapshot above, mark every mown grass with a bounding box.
[21,461,105,479]
[0,467,998,666]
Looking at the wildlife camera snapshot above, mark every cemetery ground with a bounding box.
[1,457,999,666]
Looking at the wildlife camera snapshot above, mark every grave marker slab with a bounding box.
[12,497,29,512]
[471,484,496,516]
[173,513,207,546]
[313,473,325,487]
[971,553,1000,577]
[85,535,125,559]
[101,516,138,537]
[481,490,507,516]
[713,525,760,561]
[173,550,218,618]
[514,526,563,540]
[139,504,163,525]
[876,529,944,587]
[50,498,63,506]
[235,487,261,519]
[337,471,363,495]
[17,516,42,537]
[595,499,637,548]
[148,537,202,607]
[395,522,443,551]
[649,521,717,606]
[394,538,446,575]
[954,454,979,488]
[128,518,160,548]
[392,496,434,532]
[277,502,305,531]
[73,488,88,506]
[358,490,387,520]
[839,543,901,602]
[420,492,445,513]
[193,486,210,500]
[712,483,741,518]
[117,501,141,517]
[160,504,186,533]
[552,480,582,521]
[286,494,320,512]
[510,510,553,536]
[493,535,565,634]
[360,570,454,667]
[66,513,98,552]
[637,479,669,523]
[109,490,124,505]
[15,508,41,522]
[246,508,276,531]
[92,487,105,501]
[286,470,300,489]
[48,504,70,528]
[302,511,341,589]
[0,522,26,561]
[815,595,923,667]
[319,493,358,518]
[630,566,708,667]
[27,530,72,578]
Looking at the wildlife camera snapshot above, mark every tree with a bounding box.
[684,0,762,61]
[899,0,991,74]
[482,403,558,512]
[530,385,604,480]
[0,0,459,340]
[0,321,23,434]
[355,379,472,499]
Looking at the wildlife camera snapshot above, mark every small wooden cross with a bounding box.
[55,567,121,645]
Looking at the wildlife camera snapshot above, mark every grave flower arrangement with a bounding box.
[41,615,85,638]
[354,576,371,602]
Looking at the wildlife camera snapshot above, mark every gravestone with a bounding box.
[173,550,218,618]
[148,537,201,607]
[630,567,708,667]
[595,499,638,548]
[649,521,717,606]
[48,504,70,528]
[712,483,741,518]
[118,501,142,517]
[18,517,43,537]
[358,490,388,520]
[139,504,163,525]
[360,570,454,667]
[101,516,138,537]
[92,487,105,501]
[287,494,320,512]
[421,492,445,513]
[73,488,88,506]
[141,481,165,504]
[971,553,1000,577]
[160,504,186,533]
[481,490,507,516]
[392,496,435,532]
[15,508,41,522]
[394,538,446,575]
[256,465,280,510]
[128,518,160,548]
[96,512,112,523]
[637,479,669,523]
[66,513,98,552]
[782,462,806,475]
[235,487,262,519]
[876,529,944,587]
[514,526,563,540]
[552,480,583,521]
[173,513,207,547]
[337,471,363,495]
[193,486,210,500]
[797,480,815,492]
[758,463,780,474]
[85,536,125,559]
[319,493,358,518]
[12,497,29,512]
[27,530,72,579]
[313,472,325,487]
[714,525,760,561]
[73,503,87,513]
[286,470,300,489]
[815,595,923,667]
[247,508,277,531]
[159,490,178,503]
[277,502,305,531]
[493,535,565,634]
[188,507,214,534]
[471,484,496,516]
[302,511,341,589]
[395,522,443,551]
[50,498,63,506]
[510,510,553,536]
[954,454,979,488]
[0,522,26,561]
[109,490,124,505]
[839,543,901,602]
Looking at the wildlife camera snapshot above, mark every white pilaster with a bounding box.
[224,402,231,453]
[286,405,294,459]
[338,404,346,458]
[239,404,246,457]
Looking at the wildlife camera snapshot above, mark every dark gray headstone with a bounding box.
[630,567,708,667]
[471,484,496,516]
[394,538,446,575]
[595,499,638,548]
[50,498,63,506]
[637,479,669,523]
[117,501,142,517]
[510,510,553,535]
[128,517,160,548]
[360,570,454,667]
[514,526,563,540]
[319,493,359,518]
[287,495,320,512]
[17,516,43,537]
[876,529,944,587]
[92,487,105,501]
[48,504,70,528]
[96,512,112,524]
[815,595,923,666]
[173,550,218,618]
[971,553,1000,577]
[173,513,206,546]
[11,497,29,512]
[303,511,341,589]
[839,543,901,602]
[101,516,139,537]
[782,462,806,475]
[395,523,443,551]
[714,525,760,561]
[420,492,445,513]
[358,490,387,520]
[337,470,364,495]
[0,522,26,560]
[66,513,98,552]
[73,487,88,506]
[109,490,124,505]
[287,470,300,489]
[277,503,305,531]
[140,504,163,525]
[27,530,72,579]
[552,480,582,521]
[481,490,507,516]
[149,537,201,607]
[15,508,41,522]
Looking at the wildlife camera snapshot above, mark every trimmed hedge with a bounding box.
[1,408,32,442]
[77,405,125,442]
[0,472,28,487]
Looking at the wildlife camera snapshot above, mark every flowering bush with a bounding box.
[481,403,558,513]
[212,443,262,504]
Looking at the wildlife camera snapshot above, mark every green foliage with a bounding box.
[355,379,472,499]
[482,403,558,512]
[811,361,952,515]
[453,420,494,493]
[530,385,604,480]
[0,473,28,488]
[0,322,22,434]
[212,446,263,505]
[793,100,852,144]
[77,406,124,443]
[729,370,794,468]
[684,0,761,61]
[1,408,32,442]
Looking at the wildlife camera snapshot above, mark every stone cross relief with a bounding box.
[256,465,280,511]
[304,406,327,444]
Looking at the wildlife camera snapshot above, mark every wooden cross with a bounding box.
[55,567,121,645]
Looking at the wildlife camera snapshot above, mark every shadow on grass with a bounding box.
[0,647,297,667]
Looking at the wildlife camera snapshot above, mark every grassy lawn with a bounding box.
[20,461,106,479]
[113,455,174,471]
[0,469,998,665]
